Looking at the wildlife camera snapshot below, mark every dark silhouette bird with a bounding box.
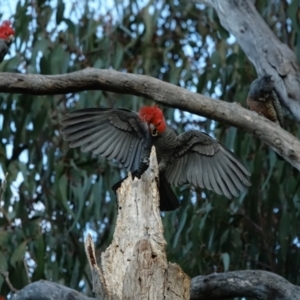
[0,20,15,63]
[247,75,284,126]
[247,75,284,159]
[60,106,251,211]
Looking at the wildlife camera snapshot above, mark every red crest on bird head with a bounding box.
[0,20,15,40]
[139,105,166,134]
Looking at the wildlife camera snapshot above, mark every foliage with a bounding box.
[0,0,300,298]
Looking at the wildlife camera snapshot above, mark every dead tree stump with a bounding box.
[85,147,190,300]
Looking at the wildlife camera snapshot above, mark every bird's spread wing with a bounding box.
[165,131,251,199]
[60,108,148,172]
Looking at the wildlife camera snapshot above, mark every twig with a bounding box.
[0,269,17,293]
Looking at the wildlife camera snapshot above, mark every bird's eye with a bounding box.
[156,121,161,126]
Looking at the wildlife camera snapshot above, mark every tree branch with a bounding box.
[190,270,300,300]
[196,0,300,121]
[0,68,298,169]
[10,280,95,300]
[10,269,300,300]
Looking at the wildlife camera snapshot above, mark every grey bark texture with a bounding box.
[197,0,300,122]
[9,269,300,300]
[10,280,95,300]
[84,147,190,299]
[0,68,299,169]
[190,270,300,300]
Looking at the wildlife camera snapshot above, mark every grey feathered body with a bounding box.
[60,107,251,210]
[153,127,178,169]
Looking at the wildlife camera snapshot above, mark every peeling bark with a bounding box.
[85,147,190,299]
[197,0,300,121]
[0,68,298,169]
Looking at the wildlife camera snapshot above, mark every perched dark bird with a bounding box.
[247,75,284,126]
[60,106,251,211]
[247,75,284,159]
[0,20,15,63]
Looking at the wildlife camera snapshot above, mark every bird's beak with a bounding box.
[149,123,158,136]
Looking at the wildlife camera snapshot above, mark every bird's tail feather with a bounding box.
[111,173,180,212]
[158,175,180,211]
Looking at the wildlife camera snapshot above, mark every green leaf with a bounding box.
[0,251,7,289]
[57,174,75,218]
[0,231,9,245]
[0,251,8,272]
[220,229,229,247]
[10,241,27,269]
[32,234,45,280]
[56,0,65,25]
[221,252,230,272]
[172,207,188,248]
[279,211,290,260]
